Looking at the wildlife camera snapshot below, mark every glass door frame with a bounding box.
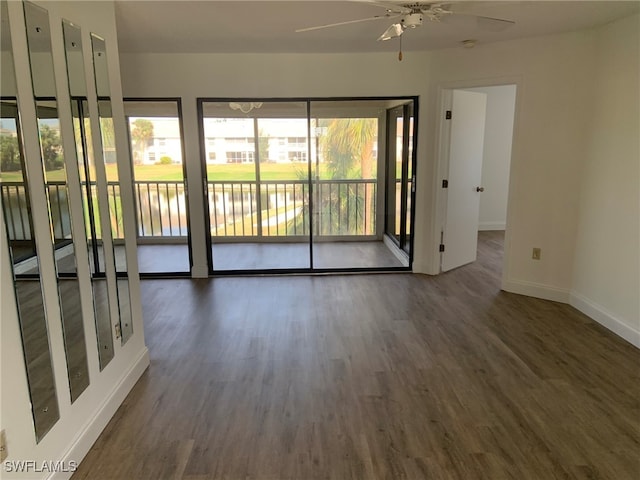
[123,97,193,277]
[385,102,418,264]
[197,96,418,275]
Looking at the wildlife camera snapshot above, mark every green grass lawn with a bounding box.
[130,163,334,182]
[1,162,370,183]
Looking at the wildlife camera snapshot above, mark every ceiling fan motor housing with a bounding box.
[401,12,424,28]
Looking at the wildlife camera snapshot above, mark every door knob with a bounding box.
[476,186,485,192]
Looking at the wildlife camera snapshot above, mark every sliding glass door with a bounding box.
[310,100,405,269]
[197,97,417,274]
[199,101,311,272]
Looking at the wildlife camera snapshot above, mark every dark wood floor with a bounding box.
[73,232,640,480]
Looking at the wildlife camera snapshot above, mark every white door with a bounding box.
[442,90,487,271]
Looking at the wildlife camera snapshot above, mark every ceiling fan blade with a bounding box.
[295,14,400,33]
[377,23,404,41]
[353,0,410,14]
[445,12,515,32]
[474,15,515,31]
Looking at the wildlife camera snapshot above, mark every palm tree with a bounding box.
[320,118,377,234]
[130,118,154,165]
[38,124,64,171]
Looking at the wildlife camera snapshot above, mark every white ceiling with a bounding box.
[114,1,640,54]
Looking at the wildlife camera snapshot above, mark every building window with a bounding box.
[225,137,254,146]
[208,152,216,161]
[288,151,307,162]
[226,151,254,164]
[288,137,306,148]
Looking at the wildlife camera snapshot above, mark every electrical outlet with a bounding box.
[1,429,8,462]
[532,248,541,260]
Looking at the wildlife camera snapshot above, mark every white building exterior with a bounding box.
[202,117,314,165]
[129,117,183,165]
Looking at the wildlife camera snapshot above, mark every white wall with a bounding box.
[1,2,148,479]
[465,84,516,231]
[570,14,640,347]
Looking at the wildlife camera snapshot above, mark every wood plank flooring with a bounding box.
[72,232,640,480]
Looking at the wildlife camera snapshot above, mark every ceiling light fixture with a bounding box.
[229,102,263,114]
[378,23,403,42]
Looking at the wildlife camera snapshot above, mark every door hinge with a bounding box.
[115,324,122,339]
[442,179,448,188]
[439,244,445,252]
[445,110,452,120]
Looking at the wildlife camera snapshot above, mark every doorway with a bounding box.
[439,84,517,274]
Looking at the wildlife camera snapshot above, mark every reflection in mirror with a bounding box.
[91,33,133,345]
[63,21,114,369]
[1,0,59,441]
[24,0,91,401]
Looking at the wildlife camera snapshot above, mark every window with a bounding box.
[226,151,254,164]
[208,152,216,161]
[225,137,254,146]
[124,100,191,275]
[288,151,307,162]
[287,137,306,148]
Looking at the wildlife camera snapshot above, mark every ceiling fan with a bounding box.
[295,1,515,42]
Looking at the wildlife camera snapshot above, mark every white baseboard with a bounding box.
[569,292,640,348]
[502,279,570,303]
[50,347,150,480]
[503,279,639,349]
[478,221,506,231]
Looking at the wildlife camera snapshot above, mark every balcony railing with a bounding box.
[1,181,73,241]
[207,179,376,238]
[1,182,32,241]
[1,179,378,243]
